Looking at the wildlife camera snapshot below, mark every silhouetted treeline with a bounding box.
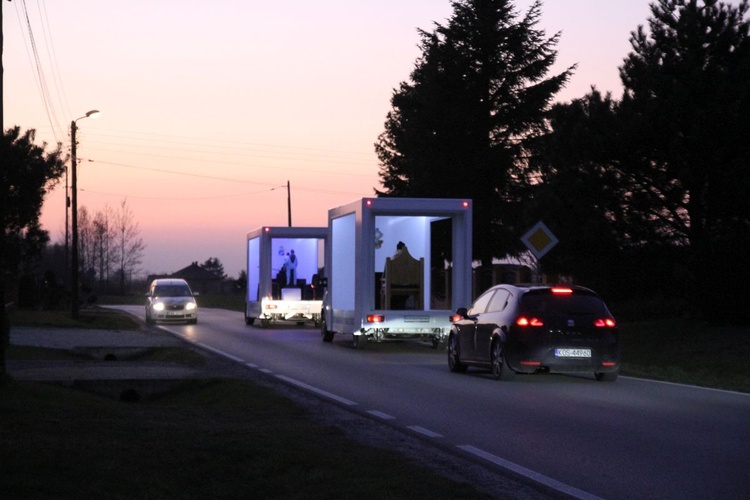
[376,0,750,324]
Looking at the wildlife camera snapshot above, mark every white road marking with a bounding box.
[367,410,396,420]
[158,326,186,339]
[621,376,750,396]
[457,445,602,500]
[276,375,358,406]
[196,343,244,363]
[407,426,443,438]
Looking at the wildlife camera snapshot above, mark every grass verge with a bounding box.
[4,307,503,498]
[9,307,141,330]
[619,318,750,393]
[0,379,490,499]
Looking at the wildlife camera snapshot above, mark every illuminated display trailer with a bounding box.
[245,226,327,327]
[321,197,472,348]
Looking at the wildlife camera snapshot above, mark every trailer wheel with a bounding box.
[352,334,364,349]
[321,313,334,342]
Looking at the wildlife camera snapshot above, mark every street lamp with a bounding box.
[71,109,100,319]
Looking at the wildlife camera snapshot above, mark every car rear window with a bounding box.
[519,291,609,319]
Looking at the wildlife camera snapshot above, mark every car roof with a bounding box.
[150,279,190,287]
[489,283,598,295]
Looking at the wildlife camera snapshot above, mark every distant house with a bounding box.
[146,262,223,295]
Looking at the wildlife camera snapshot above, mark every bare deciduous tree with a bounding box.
[93,205,116,292]
[114,199,145,293]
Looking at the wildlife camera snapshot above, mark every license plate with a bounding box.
[555,348,591,358]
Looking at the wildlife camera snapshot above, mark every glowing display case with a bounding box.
[321,197,472,348]
[245,226,327,327]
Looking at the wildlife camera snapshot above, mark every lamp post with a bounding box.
[71,109,100,319]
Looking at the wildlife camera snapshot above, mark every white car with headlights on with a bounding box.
[145,278,198,324]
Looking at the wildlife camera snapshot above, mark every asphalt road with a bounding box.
[115,305,750,499]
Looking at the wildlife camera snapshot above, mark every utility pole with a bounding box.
[1,0,5,128]
[69,110,99,319]
[1,0,9,377]
[71,120,79,318]
[287,180,292,227]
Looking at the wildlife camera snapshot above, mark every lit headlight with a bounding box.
[153,303,165,312]
[186,302,196,311]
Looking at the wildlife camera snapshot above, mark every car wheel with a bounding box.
[491,340,515,381]
[321,313,334,342]
[245,315,255,326]
[595,369,619,382]
[448,334,468,373]
[145,311,154,325]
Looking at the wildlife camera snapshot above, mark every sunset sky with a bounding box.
[4,0,722,279]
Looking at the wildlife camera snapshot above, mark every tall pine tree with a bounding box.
[375,0,573,286]
[617,0,750,322]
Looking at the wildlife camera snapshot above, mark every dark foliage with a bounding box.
[530,0,750,324]
[1,126,67,374]
[375,0,574,286]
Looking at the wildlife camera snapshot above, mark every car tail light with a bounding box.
[450,314,462,323]
[594,318,616,328]
[366,315,385,323]
[264,304,278,310]
[516,316,544,327]
[551,287,573,295]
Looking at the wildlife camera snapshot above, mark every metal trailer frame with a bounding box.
[245,226,327,327]
[321,197,473,348]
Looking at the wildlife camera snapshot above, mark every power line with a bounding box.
[85,140,375,167]
[92,160,286,187]
[37,0,72,122]
[80,186,283,201]
[89,151,377,178]
[16,0,64,142]
[87,129,375,159]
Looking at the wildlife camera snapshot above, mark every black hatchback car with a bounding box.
[448,285,619,381]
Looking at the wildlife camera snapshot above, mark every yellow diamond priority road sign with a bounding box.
[521,221,558,259]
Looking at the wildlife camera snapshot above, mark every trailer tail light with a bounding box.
[594,318,617,328]
[366,315,385,323]
[516,316,544,327]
